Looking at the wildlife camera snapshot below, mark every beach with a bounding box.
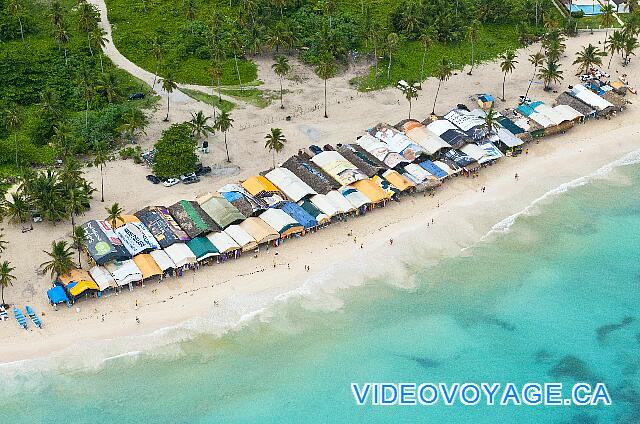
[0,30,639,365]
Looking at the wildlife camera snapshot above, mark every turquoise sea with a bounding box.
[1,155,639,423]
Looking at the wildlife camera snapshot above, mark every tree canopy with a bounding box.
[152,123,198,177]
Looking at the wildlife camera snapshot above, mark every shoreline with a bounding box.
[1,117,639,366]
[1,30,639,368]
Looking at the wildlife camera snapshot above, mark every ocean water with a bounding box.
[1,156,640,423]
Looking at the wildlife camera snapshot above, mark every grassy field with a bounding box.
[575,15,623,30]
[181,88,236,113]
[352,24,522,91]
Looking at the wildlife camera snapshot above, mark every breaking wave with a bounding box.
[480,148,640,241]
[2,149,639,380]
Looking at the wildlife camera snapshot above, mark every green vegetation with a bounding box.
[1,160,95,226]
[181,88,236,112]
[105,0,558,92]
[353,24,523,90]
[152,123,198,178]
[105,0,258,86]
[219,87,272,108]
[0,0,156,178]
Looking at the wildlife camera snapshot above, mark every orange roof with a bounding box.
[59,268,93,285]
[133,254,162,279]
[352,179,389,203]
[383,170,415,192]
[110,214,140,229]
[241,176,279,196]
[401,120,422,132]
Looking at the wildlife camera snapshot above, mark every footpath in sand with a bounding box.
[0,30,639,364]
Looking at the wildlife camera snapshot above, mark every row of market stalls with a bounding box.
[49,80,630,306]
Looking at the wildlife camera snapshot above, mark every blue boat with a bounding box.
[25,306,42,329]
[13,308,28,330]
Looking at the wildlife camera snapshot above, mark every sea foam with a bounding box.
[481,148,640,241]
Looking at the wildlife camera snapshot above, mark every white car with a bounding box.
[162,178,180,187]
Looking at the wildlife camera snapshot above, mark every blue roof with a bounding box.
[529,101,544,109]
[498,117,524,135]
[279,202,318,229]
[47,286,69,304]
[419,160,448,179]
[516,104,536,117]
[221,191,243,202]
[299,200,324,219]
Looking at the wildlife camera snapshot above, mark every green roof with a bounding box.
[186,236,218,259]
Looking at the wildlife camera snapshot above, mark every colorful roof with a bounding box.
[242,175,280,196]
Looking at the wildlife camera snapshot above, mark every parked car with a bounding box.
[309,145,323,155]
[195,164,211,176]
[181,173,200,184]
[128,92,145,100]
[146,175,161,184]
[162,178,180,187]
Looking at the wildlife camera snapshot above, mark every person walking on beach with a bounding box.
[515,173,519,180]
[389,238,393,245]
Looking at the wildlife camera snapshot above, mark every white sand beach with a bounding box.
[0,30,639,364]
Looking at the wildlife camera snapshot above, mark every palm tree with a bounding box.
[66,187,89,231]
[40,240,75,279]
[600,4,616,41]
[622,33,639,65]
[482,108,499,133]
[272,55,290,109]
[93,142,108,202]
[161,73,178,121]
[209,59,224,104]
[8,0,24,42]
[91,26,109,74]
[4,107,21,169]
[399,82,420,119]
[50,1,63,28]
[77,68,95,130]
[214,111,234,162]
[538,60,563,90]
[97,72,119,103]
[315,54,337,119]
[264,128,286,169]
[29,169,67,224]
[573,44,606,75]
[229,35,245,91]
[71,226,86,268]
[151,36,164,89]
[105,202,124,229]
[432,57,453,115]
[184,0,196,20]
[38,89,62,121]
[189,111,214,140]
[0,261,16,307]
[606,31,625,68]
[386,32,399,80]
[78,0,98,55]
[418,30,434,83]
[499,50,518,101]
[51,121,75,159]
[53,21,71,65]
[4,193,30,224]
[524,51,545,101]
[467,20,481,75]
[368,30,383,80]
[0,232,7,253]
[118,109,147,143]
